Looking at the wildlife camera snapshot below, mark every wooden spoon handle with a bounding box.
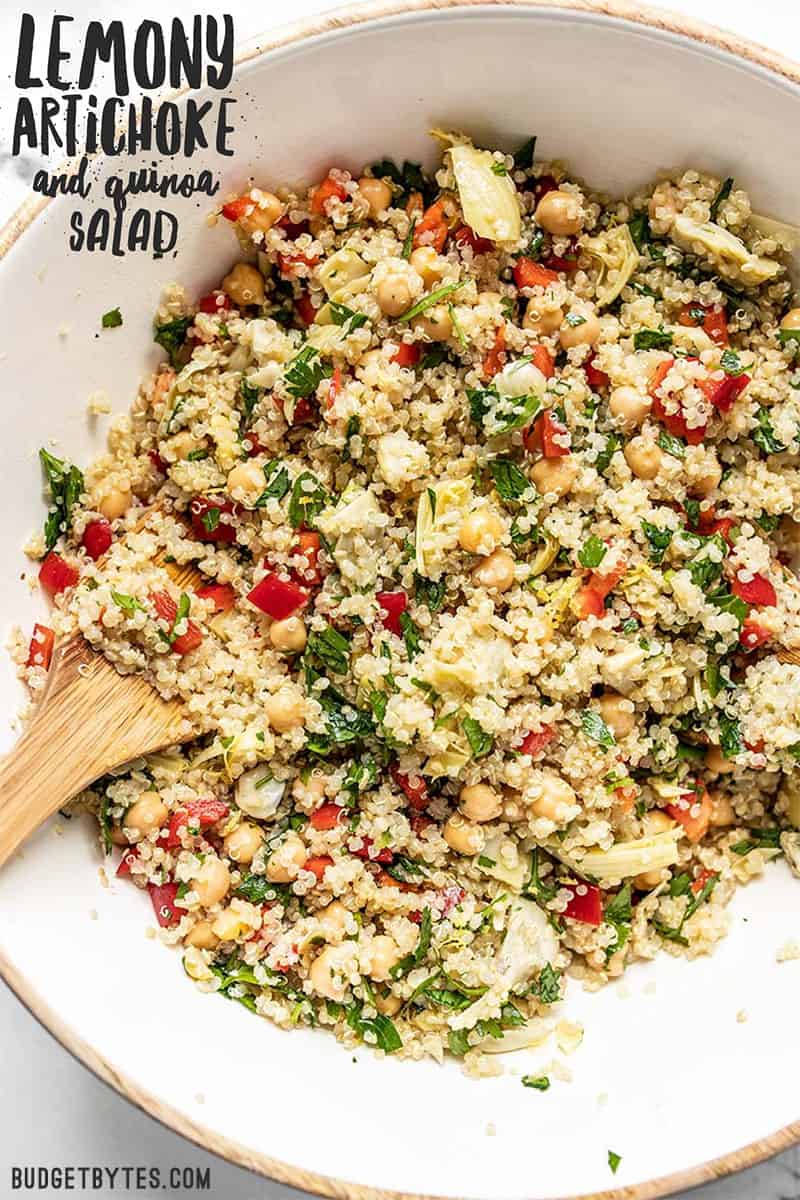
[0,638,187,867]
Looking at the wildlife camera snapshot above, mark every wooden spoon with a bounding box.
[0,557,201,867]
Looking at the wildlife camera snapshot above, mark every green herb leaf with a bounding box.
[39,448,85,553]
[657,429,686,459]
[414,572,446,613]
[531,962,562,1004]
[709,176,733,223]
[468,386,541,438]
[239,379,261,430]
[718,712,743,759]
[284,344,332,399]
[110,589,144,616]
[513,136,537,170]
[522,1075,550,1091]
[628,212,651,251]
[402,218,416,260]
[580,708,616,750]
[154,316,192,368]
[641,520,672,564]
[731,827,782,855]
[491,161,508,176]
[489,458,530,502]
[328,301,369,335]
[634,327,673,351]
[254,459,291,507]
[462,717,494,759]
[578,535,607,569]
[288,471,328,529]
[608,1151,622,1175]
[720,348,745,376]
[595,433,622,475]
[399,611,421,660]
[397,281,464,324]
[708,587,748,628]
[752,407,786,456]
[391,907,432,978]
[101,307,122,329]
[306,624,350,675]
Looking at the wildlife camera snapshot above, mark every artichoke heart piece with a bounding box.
[447,143,521,245]
[318,248,371,301]
[554,828,681,883]
[749,212,800,251]
[476,833,531,892]
[415,477,472,578]
[671,214,782,284]
[584,223,640,306]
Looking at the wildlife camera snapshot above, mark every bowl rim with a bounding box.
[2,2,800,1196]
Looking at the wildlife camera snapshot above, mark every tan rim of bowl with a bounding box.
[1,2,799,1196]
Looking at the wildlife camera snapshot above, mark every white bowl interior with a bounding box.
[1,7,799,1197]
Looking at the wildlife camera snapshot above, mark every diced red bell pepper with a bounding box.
[26,623,55,670]
[391,766,429,811]
[116,845,139,877]
[392,341,421,367]
[543,239,579,273]
[295,291,318,327]
[277,251,320,278]
[285,396,316,426]
[412,200,449,253]
[563,882,603,926]
[691,868,717,895]
[454,225,493,255]
[247,571,309,620]
[221,195,255,222]
[697,372,750,413]
[81,518,113,560]
[189,496,239,543]
[732,572,777,607]
[376,869,420,894]
[530,344,555,379]
[528,174,558,201]
[666,789,712,843]
[149,449,167,474]
[196,583,237,613]
[678,302,729,347]
[745,737,765,755]
[327,365,343,410]
[305,855,333,881]
[311,173,348,214]
[514,258,559,290]
[148,882,186,928]
[482,326,507,379]
[352,837,394,864]
[198,290,232,315]
[292,530,323,587]
[576,566,624,619]
[740,618,772,651]
[150,590,204,656]
[649,358,707,445]
[410,813,435,835]
[310,803,346,831]
[692,507,736,545]
[39,552,79,598]
[164,797,230,848]
[376,590,408,636]
[585,353,610,390]
[525,409,571,458]
[518,725,555,757]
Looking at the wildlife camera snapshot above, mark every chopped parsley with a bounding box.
[657,429,686,459]
[39,448,84,552]
[531,962,562,1004]
[288,471,328,529]
[718,712,743,759]
[397,281,464,324]
[328,301,369,335]
[306,624,350,675]
[153,316,192,367]
[578,535,607,569]
[641,520,672,564]
[608,1150,622,1175]
[468,385,541,437]
[489,457,531,502]
[522,1075,550,1091]
[731,827,782,855]
[101,307,122,329]
[391,907,432,978]
[284,345,332,399]
[654,872,717,945]
[513,135,537,170]
[462,717,494,759]
[752,407,786,456]
[634,327,673,351]
[595,433,622,475]
[709,176,734,223]
[399,611,421,660]
[414,572,446,613]
[628,211,651,251]
[254,459,291,507]
[580,708,616,750]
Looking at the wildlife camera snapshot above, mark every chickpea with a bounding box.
[265,686,305,733]
[226,460,266,507]
[308,943,354,1002]
[185,921,219,950]
[96,487,133,522]
[633,869,664,891]
[357,176,393,218]
[409,246,446,289]
[689,452,722,498]
[239,191,283,236]
[413,306,452,342]
[609,386,651,432]
[471,548,516,593]
[222,262,265,307]
[529,774,576,823]
[368,934,402,982]
[168,431,206,461]
[269,615,307,653]
[124,790,168,841]
[559,311,601,349]
[442,813,485,856]
[458,509,504,555]
[530,454,579,499]
[223,822,263,865]
[459,783,502,823]
[709,791,735,827]
[523,300,564,335]
[265,831,306,883]
[624,436,663,480]
[705,744,736,774]
[780,308,800,333]
[535,189,582,236]
[193,857,231,907]
[597,692,636,739]
[317,900,349,940]
[376,273,413,317]
[375,991,403,1016]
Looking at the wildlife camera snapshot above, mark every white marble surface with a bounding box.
[1,0,800,1196]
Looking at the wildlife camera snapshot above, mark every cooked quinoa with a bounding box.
[18,134,800,1071]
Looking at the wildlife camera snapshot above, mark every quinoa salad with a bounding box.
[18,132,800,1073]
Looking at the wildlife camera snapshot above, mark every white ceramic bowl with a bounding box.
[2,3,800,1197]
